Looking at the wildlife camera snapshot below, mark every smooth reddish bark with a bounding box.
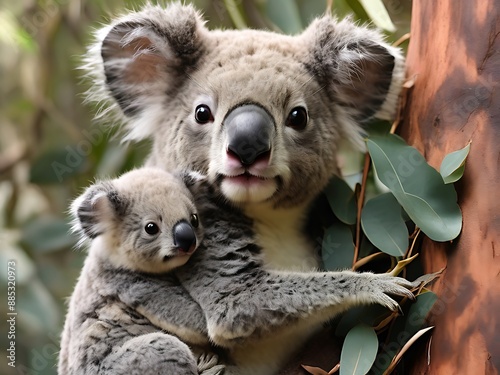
[400,1,500,374]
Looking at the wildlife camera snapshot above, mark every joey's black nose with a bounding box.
[173,221,196,253]
[225,104,274,166]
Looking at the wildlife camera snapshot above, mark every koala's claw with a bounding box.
[366,274,415,311]
[197,352,225,375]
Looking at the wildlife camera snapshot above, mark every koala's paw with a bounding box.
[197,352,225,375]
[363,273,415,311]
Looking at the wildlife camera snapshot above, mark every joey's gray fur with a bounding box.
[58,168,224,375]
[82,3,407,374]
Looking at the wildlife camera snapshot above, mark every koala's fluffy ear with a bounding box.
[71,181,127,243]
[96,3,206,119]
[303,16,404,122]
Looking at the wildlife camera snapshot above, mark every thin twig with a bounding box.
[328,363,340,374]
[326,0,334,15]
[353,251,385,271]
[406,228,421,259]
[393,32,410,47]
[353,152,371,266]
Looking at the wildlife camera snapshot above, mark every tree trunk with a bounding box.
[400,0,500,374]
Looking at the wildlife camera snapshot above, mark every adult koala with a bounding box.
[87,1,404,372]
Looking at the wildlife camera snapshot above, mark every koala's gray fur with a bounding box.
[82,3,407,374]
[172,172,414,375]
[58,168,224,375]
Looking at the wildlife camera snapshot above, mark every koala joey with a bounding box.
[58,168,225,375]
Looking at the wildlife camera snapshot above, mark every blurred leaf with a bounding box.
[343,0,370,21]
[367,134,462,241]
[0,10,36,52]
[340,324,378,375]
[96,143,129,177]
[265,0,303,34]
[361,193,408,256]
[322,221,355,270]
[297,0,327,25]
[324,176,357,225]
[21,216,76,253]
[358,0,396,32]
[17,279,61,334]
[0,233,36,284]
[223,0,247,29]
[30,147,85,184]
[440,143,470,184]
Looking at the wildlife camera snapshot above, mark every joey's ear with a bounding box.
[303,16,404,122]
[71,181,128,241]
[98,3,207,118]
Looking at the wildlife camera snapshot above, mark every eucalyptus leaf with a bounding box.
[265,0,303,34]
[335,305,389,337]
[404,291,437,333]
[340,324,378,375]
[343,0,370,21]
[324,176,357,225]
[358,0,396,31]
[367,134,462,241]
[322,221,355,271]
[361,193,408,256]
[440,143,470,184]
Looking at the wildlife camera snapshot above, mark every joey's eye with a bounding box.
[195,105,213,124]
[190,214,199,228]
[144,222,160,235]
[286,107,308,130]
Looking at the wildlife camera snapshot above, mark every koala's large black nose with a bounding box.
[173,221,196,253]
[225,104,274,166]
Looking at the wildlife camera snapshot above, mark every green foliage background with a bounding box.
[0,1,410,374]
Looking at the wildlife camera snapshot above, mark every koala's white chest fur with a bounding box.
[244,203,319,272]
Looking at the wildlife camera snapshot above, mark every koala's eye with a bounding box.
[144,222,160,235]
[286,107,308,130]
[195,105,213,124]
[190,214,199,228]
